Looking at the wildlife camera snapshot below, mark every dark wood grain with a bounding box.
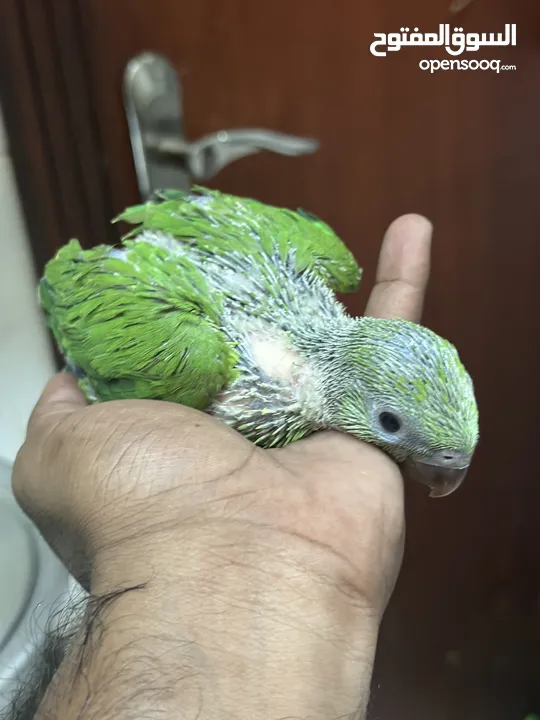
[3,0,540,715]
[0,0,66,274]
[0,0,115,264]
[0,0,117,367]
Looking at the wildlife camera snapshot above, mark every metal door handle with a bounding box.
[144,129,319,181]
[123,53,319,199]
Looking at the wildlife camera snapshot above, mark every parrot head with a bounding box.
[327,317,479,497]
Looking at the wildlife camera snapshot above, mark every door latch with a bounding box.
[123,53,320,200]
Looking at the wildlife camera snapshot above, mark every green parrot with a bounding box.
[39,186,479,497]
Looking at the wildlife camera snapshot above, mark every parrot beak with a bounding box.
[401,455,470,498]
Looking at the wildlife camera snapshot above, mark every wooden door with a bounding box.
[2,0,540,717]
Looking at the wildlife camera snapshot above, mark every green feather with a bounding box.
[114,186,362,294]
[40,238,239,406]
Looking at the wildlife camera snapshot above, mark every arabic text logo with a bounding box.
[370,24,516,58]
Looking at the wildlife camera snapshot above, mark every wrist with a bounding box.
[82,522,381,719]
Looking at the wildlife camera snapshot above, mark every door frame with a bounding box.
[0,0,115,274]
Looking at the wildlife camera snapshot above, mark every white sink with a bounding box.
[0,458,72,713]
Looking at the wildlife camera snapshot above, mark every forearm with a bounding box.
[36,525,381,720]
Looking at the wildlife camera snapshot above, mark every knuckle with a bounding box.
[14,413,78,504]
[11,443,33,507]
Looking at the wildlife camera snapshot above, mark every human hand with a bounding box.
[13,213,432,720]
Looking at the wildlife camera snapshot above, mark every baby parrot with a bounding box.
[39,187,479,497]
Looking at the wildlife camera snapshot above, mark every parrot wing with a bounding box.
[39,238,239,406]
[115,186,362,294]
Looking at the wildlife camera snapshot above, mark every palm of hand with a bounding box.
[13,214,431,614]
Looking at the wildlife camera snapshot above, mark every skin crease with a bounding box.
[12,214,432,720]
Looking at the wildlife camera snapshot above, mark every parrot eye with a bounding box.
[378,411,402,434]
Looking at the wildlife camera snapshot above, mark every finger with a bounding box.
[15,375,89,548]
[365,214,432,323]
[26,373,87,435]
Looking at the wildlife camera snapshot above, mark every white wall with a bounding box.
[0,107,56,464]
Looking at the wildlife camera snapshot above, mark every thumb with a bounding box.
[13,374,91,584]
[15,373,87,501]
[26,373,88,434]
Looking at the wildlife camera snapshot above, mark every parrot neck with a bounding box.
[293,315,371,430]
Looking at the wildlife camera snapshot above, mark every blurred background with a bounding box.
[0,0,539,717]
